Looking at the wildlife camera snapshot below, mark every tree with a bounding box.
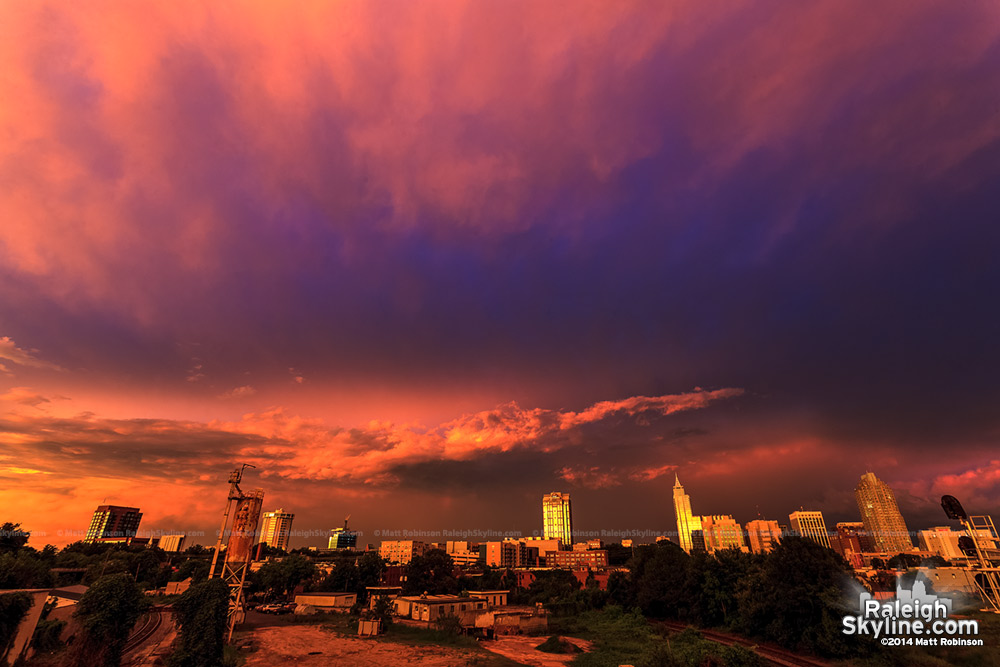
[0,592,33,663]
[0,548,55,589]
[524,569,581,609]
[734,537,870,658]
[366,594,393,628]
[169,578,229,667]
[606,570,632,608]
[253,554,316,599]
[72,573,148,667]
[402,550,457,595]
[629,541,689,618]
[685,549,761,628]
[173,558,211,583]
[356,551,387,595]
[606,543,632,567]
[923,555,949,569]
[0,523,30,553]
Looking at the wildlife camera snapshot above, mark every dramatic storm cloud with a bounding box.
[1,0,999,546]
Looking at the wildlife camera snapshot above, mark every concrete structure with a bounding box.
[832,522,865,569]
[259,508,295,551]
[164,578,193,595]
[393,594,487,622]
[673,475,699,553]
[366,586,402,609]
[700,515,745,552]
[444,540,481,566]
[918,526,998,561]
[917,567,981,595]
[459,606,548,637]
[379,540,429,564]
[745,519,782,554]
[158,534,186,552]
[521,537,562,556]
[789,510,832,549]
[294,591,357,611]
[467,590,508,607]
[690,529,707,554]
[484,540,538,568]
[328,527,357,550]
[547,550,608,569]
[855,472,913,554]
[0,590,49,666]
[84,505,142,543]
[542,492,573,545]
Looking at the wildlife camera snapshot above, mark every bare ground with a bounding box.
[241,625,502,666]
[480,635,593,667]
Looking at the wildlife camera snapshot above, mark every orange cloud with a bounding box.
[0,337,63,371]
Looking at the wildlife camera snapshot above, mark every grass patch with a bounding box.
[379,622,481,649]
[549,607,767,667]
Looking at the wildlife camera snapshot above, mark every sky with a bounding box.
[2,0,999,549]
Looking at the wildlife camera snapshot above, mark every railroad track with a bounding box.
[123,607,164,662]
[658,620,829,667]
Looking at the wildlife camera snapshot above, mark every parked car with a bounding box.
[257,603,291,614]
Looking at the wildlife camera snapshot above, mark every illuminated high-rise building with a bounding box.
[259,508,294,551]
[673,475,699,553]
[745,519,782,554]
[855,472,913,554]
[542,492,573,545]
[328,517,358,550]
[84,505,142,543]
[788,510,832,549]
[700,515,745,552]
[159,534,186,552]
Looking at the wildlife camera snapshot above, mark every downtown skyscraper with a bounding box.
[259,508,295,551]
[542,492,573,545]
[673,475,698,553]
[855,472,913,554]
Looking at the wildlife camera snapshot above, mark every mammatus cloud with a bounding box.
[0,337,63,371]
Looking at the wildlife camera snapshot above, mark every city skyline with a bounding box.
[2,1,1000,548]
[61,468,979,554]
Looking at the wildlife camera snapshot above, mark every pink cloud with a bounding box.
[0,387,66,408]
[557,466,621,490]
[218,385,256,400]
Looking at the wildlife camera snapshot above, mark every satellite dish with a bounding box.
[941,495,968,522]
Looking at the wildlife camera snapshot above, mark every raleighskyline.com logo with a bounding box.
[842,580,983,647]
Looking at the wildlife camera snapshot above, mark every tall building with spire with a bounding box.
[673,475,699,553]
[855,472,913,554]
[542,492,573,545]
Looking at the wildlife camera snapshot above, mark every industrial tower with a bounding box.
[209,464,265,641]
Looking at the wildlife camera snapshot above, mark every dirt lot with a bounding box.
[241,625,499,666]
[481,635,593,667]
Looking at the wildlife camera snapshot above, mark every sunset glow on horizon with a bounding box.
[2,0,1000,548]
